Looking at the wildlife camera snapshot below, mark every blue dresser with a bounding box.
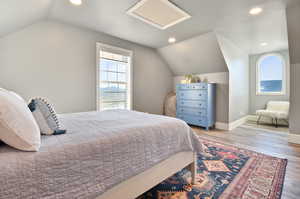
[176,83,216,130]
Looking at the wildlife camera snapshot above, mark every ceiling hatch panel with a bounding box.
[127,0,191,30]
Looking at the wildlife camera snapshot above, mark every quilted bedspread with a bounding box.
[0,110,202,199]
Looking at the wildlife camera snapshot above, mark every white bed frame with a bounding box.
[97,151,196,199]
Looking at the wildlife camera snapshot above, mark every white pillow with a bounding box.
[0,90,41,151]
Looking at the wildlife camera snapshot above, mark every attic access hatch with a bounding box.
[127,0,191,30]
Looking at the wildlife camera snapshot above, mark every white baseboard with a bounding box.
[288,133,300,144]
[247,115,258,122]
[215,116,249,131]
[215,122,229,130]
[228,116,249,130]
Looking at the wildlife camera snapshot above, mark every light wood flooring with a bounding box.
[243,120,289,133]
[192,126,300,199]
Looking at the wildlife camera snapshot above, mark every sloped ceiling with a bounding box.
[48,0,295,49]
[0,0,295,77]
[50,0,298,48]
[216,8,289,55]
[0,0,52,37]
[0,0,296,52]
[158,32,228,75]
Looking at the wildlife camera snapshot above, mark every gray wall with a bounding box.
[249,50,290,114]
[157,32,228,75]
[0,20,173,114]
[173,72,229,123]
[157,31,231,123]
[287,3,300,135]
[216,34,250,122]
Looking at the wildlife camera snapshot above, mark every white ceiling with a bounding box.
[158,32,228,75]
[0,0,52,37]
[215,5,289,55]
[0,0,298,52]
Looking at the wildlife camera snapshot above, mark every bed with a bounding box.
[0,110,202,199]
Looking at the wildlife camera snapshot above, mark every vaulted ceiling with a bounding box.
[158,32,228,75]
[0,0,52,37]
[0,0,297,52]
[215,7,289,55]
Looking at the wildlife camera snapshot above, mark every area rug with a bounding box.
[138,138,287,199]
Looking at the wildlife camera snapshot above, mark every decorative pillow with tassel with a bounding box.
[28,98,66,135]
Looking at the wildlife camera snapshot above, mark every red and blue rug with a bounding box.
[138,138,287,199]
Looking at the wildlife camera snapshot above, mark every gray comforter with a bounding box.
[0,110,202,199]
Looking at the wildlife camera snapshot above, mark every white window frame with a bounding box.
[256,53,286,96]
[96,43,133,111]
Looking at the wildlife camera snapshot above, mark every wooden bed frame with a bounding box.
[97,151,196,199]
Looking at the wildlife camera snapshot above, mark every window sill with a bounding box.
[256,92,285,96]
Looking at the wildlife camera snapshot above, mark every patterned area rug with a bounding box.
[138,138,287,199]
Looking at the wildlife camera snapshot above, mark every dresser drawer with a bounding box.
[177,84,207,90]
[176,83,216,129]
[177,100,206,108]
[177,107,207,117]
[177,114,207,126]
[177,90,207,101]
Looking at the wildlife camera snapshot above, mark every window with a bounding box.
[256,54,286,95]
[96,43,132,111]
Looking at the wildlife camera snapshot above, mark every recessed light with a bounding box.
[260,42,268,46]
[168,37,176,43]
[249,7,263,15]
[69,0,82,6]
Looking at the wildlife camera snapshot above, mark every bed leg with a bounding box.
[188,154,197,185]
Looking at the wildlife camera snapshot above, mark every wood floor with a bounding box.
[243,120,289,133]
[192,126,300,199]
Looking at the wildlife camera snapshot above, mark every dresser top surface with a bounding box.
[177,83,216,85]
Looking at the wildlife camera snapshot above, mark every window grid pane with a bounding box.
[99,50,130,110]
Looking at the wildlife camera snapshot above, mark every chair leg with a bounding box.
[257,115,262,125]
[271,118,274,125]
[275,118,278,128]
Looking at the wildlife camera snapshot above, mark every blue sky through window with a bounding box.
[259,55,283,81]
[258,54,285,93]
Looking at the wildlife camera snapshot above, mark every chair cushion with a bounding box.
[0,89,41,151]
[256,110,288,119]
[266,101,289,113]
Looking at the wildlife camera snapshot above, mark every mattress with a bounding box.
[0,110,202,199]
